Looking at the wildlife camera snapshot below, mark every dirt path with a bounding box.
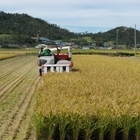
[0,56,40,140]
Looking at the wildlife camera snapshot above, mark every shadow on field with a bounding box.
[72,68,80,72]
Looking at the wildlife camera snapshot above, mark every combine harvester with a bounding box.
[38,46,73,76]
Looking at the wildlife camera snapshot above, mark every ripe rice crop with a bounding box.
[0,53,17,60]
[34,55,140,140]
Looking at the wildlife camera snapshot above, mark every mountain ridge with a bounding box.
[0,11,140,48]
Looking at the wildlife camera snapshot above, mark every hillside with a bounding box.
[0,11,140,48]
[0,11,77,47]
[89,26,140,49]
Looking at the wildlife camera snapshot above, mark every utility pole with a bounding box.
[134,24,136,57]
[122,27,128,49]
[116,29,119,54]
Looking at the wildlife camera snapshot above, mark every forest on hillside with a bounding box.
[0,11,77,47]
[0,11,140,48]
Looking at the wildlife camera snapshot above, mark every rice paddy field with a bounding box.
[0,48,37,60]
[0,55,39,140]
[1,48,140,140]
[35,55,140,140]
[0,53,17,60]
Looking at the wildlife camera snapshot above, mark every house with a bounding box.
[38,37,50,43]
[55,40,62,45]
[82,46,90,50]
[35,44,46,48]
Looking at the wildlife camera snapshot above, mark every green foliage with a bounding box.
[1,11,140,49]
[0,11,76,46]
[91,26,140,48]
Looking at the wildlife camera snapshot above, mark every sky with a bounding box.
[0,0,140,34]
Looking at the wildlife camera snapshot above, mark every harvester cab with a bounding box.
[38,45,73,76]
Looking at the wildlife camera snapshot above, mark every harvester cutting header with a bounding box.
[38,45,73,76]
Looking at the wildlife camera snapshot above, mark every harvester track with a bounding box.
[0,63,35,99]
[0,56,32,79]
[0,56,39,140]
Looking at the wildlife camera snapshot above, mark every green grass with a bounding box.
[1,47,140,58]
[72,49,140,57]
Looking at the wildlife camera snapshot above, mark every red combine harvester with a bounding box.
[38,46,73,76]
